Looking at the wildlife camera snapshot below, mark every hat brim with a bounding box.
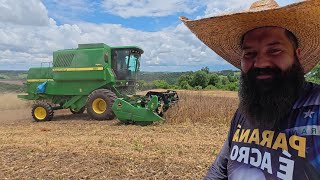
[181,0,320,73]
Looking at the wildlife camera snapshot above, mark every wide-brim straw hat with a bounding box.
[180,0,320,73]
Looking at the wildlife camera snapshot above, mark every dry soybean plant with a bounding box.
[164,91,239,125]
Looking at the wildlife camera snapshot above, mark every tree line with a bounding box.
[138,67,240,91]
[138,64,320,92]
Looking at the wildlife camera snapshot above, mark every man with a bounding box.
[180,0,320,179]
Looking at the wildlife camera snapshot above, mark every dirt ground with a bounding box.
[0,93,232,179]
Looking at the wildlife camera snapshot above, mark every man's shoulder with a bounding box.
[293,82,320,109]
[229,110,247,130]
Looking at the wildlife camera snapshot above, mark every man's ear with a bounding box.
[295,48,301,62]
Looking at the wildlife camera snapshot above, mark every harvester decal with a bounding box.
[52,67,104,72]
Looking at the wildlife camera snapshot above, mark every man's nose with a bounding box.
[253,54,272,68]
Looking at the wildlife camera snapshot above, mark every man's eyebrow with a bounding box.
[267,41,282,46]
[241,41,282,50]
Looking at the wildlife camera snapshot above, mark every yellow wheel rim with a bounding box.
[34,107,47,120]
[92,98,107,114]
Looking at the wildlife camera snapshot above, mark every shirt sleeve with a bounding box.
[204,111,239,180]
[204,131,231,180]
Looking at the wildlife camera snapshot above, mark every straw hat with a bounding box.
[180,0,320,73]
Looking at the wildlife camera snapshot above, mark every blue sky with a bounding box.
[42,0,295,31]
[0,0,299,72]
[43,0,206,32]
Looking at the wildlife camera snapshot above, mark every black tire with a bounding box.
[86,89,117,120]
[70,107,86,114]
[31,102,54,122]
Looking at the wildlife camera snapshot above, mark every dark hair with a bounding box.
[240,27,299,50]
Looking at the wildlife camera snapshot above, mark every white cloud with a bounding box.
[0,19,229,71]
[3,0,283,71]
[203,0,256,18]
[77,22,229,71]
[101,0,199,18]
[0,0,50,26]
[197,0,299,19]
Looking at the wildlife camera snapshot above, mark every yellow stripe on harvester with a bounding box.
[27,79,54,82]
[52,67,104,72]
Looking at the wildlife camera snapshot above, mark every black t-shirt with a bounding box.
[205,82,320,180]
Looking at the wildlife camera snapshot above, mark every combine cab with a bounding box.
[18,43,178,125]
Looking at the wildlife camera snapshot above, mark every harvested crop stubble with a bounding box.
[0,90,237,179]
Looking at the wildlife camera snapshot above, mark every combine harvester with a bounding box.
[18,43,179,125]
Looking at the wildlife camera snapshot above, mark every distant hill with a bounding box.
[138,70,240,84]
[0,70,27,80]
[139,72,187,84]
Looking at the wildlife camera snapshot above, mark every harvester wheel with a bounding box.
[70,107,85,114]
[86,89,117,120]
[31,102,54,122]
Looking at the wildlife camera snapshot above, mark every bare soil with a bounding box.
[0,92,235,179]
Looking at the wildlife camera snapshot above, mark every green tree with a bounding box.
[137,80,148,90]
[306,64,320,84]
[205,85,216,90]
[225,82,239,91]
[220,76,230,86]
[179,80,192,89]
[153,80,170,89]
[178,74,193,86]
[194,86,203,90]
[192,71,209,88]
[208,73,220,86]
[201,67,210,74]
[227,75,237,83]
[169,84,179,89]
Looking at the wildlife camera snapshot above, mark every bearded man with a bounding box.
[181,0,320,179]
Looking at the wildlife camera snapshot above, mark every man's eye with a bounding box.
[243,52,256,58]
[269,49,282,55]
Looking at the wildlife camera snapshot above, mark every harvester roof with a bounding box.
[77,43,110,49]
[77,43,143,54]
[111,45,144,54]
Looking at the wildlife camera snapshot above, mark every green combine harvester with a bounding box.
[18,43,179,125]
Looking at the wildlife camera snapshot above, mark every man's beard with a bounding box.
[238,60,305,129]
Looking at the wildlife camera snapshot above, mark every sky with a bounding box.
[0,0,299,72]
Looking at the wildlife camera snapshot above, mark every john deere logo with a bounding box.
[118,102,122,106]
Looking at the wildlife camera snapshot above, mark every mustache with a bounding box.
[247,67,282,79]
